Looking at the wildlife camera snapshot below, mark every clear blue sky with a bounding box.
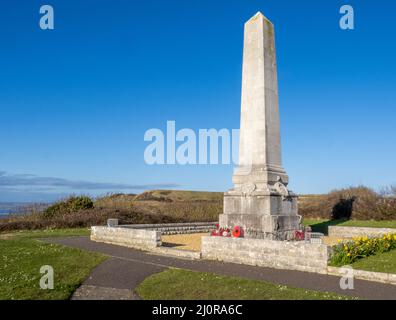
[1,0,396,202]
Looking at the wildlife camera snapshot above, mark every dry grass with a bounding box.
[0,191,223,232]
[134,190,223,202]
[2,186,396,232]
[298,186,396,220]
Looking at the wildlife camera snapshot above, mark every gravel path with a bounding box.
[161,232,208,251]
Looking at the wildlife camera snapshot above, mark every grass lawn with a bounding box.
[351,249,396,274]
[303,219,396,234]
[0,228,91,240]
[136,268,356,300]
[0,228,106,300]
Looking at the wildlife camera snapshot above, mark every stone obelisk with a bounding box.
[219,12,301,240]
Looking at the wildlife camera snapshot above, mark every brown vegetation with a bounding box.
[0,191,222,232]
[1,186,395,232]
[299,186,396,220]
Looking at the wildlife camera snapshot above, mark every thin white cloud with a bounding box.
[0,171,179,192]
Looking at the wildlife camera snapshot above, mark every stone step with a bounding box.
[150,247,201,260]
[71,285,139,300]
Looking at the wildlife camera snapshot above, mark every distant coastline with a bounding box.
[0,209,10,218]
[0,202,50,218]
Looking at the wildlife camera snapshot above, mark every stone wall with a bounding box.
[91,226,161,250]
[327,266,396,285]
[328,226,396,239]
[201,236,330,274]
[120,222,216,235]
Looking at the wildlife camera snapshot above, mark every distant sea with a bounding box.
[0,209,10,217]
[0,203,50,218]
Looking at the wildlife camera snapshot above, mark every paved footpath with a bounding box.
[47,236,396,300]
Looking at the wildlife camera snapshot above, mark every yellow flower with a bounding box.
[347,253,351,257]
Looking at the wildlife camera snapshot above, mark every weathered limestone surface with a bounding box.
[90,223,216,253]
[121,222,216,235]
[91,226,161,250]
[220,12,301,239]
[150,247,201,260]
[328,226,396,239]
[202,236,331,274]
[71,285,138,300]
[327,266,396,286]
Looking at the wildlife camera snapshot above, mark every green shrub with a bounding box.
[43,196,94,219]
[330,234,396,266]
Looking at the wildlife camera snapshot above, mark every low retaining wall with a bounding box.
[201,236,331,274]
[91,226,161,250]
[91,222,216,251]
[327,266,396,286]
[328,226,396,239]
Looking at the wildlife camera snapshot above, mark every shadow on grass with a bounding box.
[309,219,349,235]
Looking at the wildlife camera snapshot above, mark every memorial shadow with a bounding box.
[309,197,355,235]
[331,197,355,220]
[309,218,349,235]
